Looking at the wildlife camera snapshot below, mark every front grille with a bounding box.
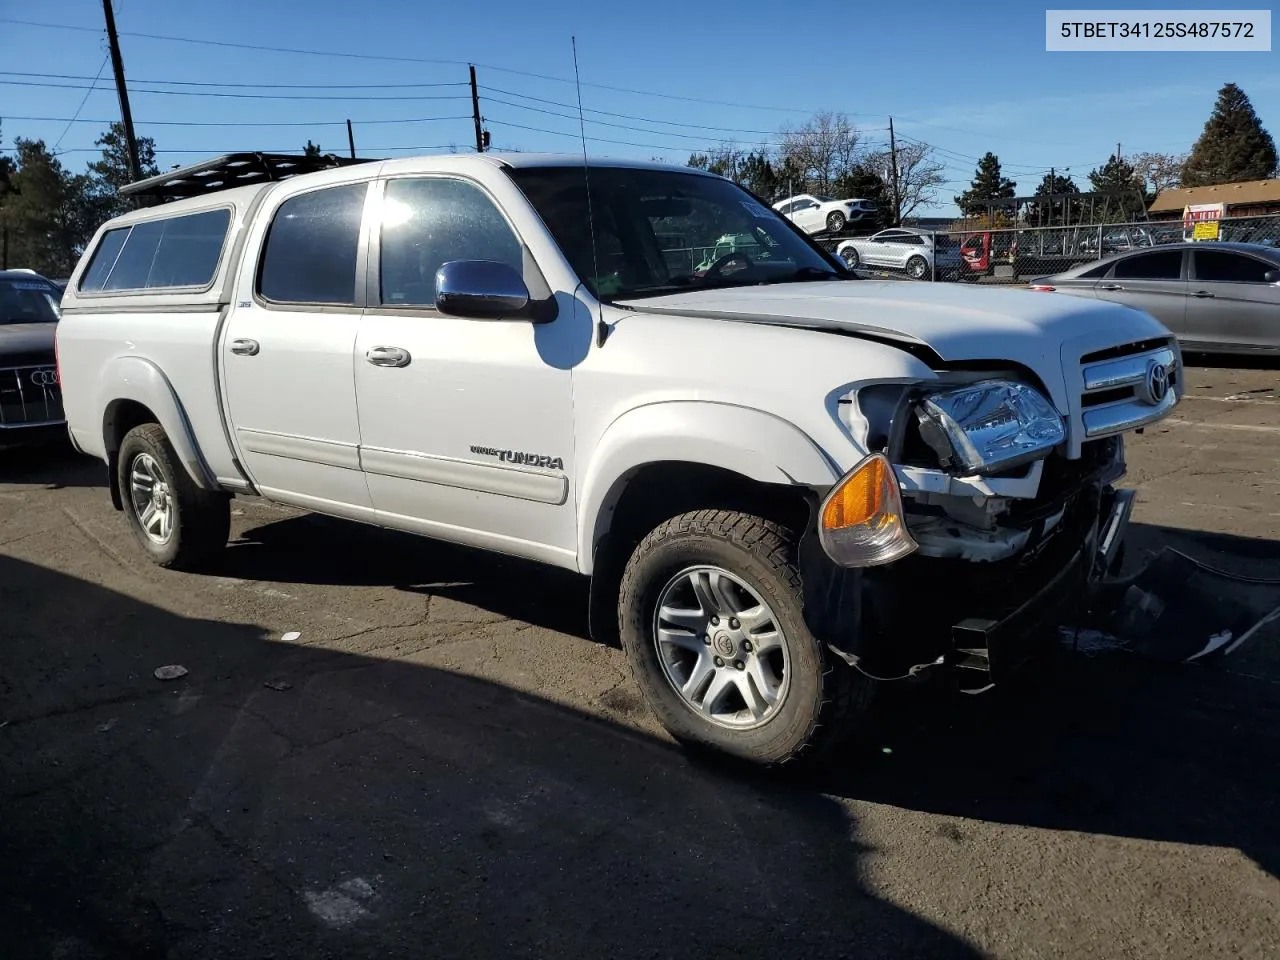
[0,364,65,428]
[1077,339,1179,440]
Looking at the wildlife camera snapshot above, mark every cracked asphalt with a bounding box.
[2,360,1279,960]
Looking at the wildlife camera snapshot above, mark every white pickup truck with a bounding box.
[55,152,1181,766]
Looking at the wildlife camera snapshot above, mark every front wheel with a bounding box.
[118,423,230,570]
[618,509,869,767]
[906,255,929,280]
[840,246,860,269]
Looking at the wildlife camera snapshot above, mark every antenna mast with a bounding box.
[571,37,608,348]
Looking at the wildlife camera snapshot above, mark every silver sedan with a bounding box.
[1032,242,1280,355]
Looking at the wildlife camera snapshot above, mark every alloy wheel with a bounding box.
[652,565,791,729]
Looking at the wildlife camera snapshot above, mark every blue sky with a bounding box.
[1,0,1277,215]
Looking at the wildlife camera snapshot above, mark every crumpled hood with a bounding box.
[0,322,57,357]
[616,280,1170,365]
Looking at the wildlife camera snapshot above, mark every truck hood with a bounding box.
[615,281,1170,366]
[0,322,57,357]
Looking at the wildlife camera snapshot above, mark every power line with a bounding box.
[482,95,787,147]
[52,55,109,151]
[0,78,471,102]
[5,114,473,127]
[481,85,884,131]
[0,69,467,90]
[11,144,466,157]
[0,16,816,114]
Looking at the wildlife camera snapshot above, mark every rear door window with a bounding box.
[258,183,368,305]
[1194,250,1274,283]
[1111,250,1182,280]
[79,208,231,292]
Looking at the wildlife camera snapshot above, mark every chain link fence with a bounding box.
[821,213,1280,284]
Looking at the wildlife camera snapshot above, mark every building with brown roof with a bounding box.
[1148,179,1280,220]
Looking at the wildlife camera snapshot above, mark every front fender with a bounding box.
[100,356,218,491]
[577,401,841,573]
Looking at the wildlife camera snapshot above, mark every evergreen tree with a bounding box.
[85,122,159,223]
[832,164,891,229]
[954,152,1016,216]
[1181,83,1278,187]
[4,138,90,276]
[1026,171,1080,226]
[304,140,322,157]
[1088,154,1145,220]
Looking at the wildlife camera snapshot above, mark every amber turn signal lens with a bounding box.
[818,453,917,568]
[821,455,889,530]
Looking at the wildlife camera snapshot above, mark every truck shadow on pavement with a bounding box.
[223,512,595,641]
[223,512,1280,885]
[0,554,981,960]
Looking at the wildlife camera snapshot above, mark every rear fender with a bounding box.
[100,356,218,496]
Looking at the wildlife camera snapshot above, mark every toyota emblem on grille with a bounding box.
[30,370,59,386]
[1143,360,1170,406]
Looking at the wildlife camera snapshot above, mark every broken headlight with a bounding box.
[917,381,1065,475]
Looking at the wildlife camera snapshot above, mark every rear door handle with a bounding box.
[1099,283,1124,291]
[1192,290,1215,298]
[365,345,411,368]
[229,338,260,356]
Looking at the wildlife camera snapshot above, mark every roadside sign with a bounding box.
[1192,221,1220,241]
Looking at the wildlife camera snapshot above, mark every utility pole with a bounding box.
[102,0,142,185]
[887,116,901,226]
[469,65,484,152]
[1116,141,1122,161]
[346,119,356,159]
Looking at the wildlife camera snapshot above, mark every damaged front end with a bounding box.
[805,345,1177,691]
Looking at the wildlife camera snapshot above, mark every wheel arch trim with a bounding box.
[100,356,219,492]
[577,401,840,575]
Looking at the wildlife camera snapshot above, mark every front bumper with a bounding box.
[950,487,1134,691]
[808,481,1135,688]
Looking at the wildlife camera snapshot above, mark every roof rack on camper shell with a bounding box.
[118,152,379,202]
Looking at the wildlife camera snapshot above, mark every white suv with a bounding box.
[837,228,963,279]
[773,194,877,235]
[54,152,1180,767]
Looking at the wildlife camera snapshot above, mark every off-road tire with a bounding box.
[618,509,871,767]
[117,423,230,571]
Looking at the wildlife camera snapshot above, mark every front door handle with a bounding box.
[229,338,260,356]
[365,345,411,368]
[1099,283,1124,291]
[1192,290,1215,299]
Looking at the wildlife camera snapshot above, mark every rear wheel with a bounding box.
[826,211,847,234]
[618,509,869,767]
[118,423,230,570]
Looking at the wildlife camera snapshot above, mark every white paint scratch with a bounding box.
[303,877,378,929]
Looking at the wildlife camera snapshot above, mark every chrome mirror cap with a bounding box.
[435,260,531,319]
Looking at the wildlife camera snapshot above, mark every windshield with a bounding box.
[0,279,62,325]
[506,166,846,300]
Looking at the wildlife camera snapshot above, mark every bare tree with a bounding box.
[777,112,860,195]
[1129,151,1186,194]
[865,140,945,222]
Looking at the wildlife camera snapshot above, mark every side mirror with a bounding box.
[435,260,531,320]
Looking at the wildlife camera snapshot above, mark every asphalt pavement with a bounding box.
[2,359,1278,960]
